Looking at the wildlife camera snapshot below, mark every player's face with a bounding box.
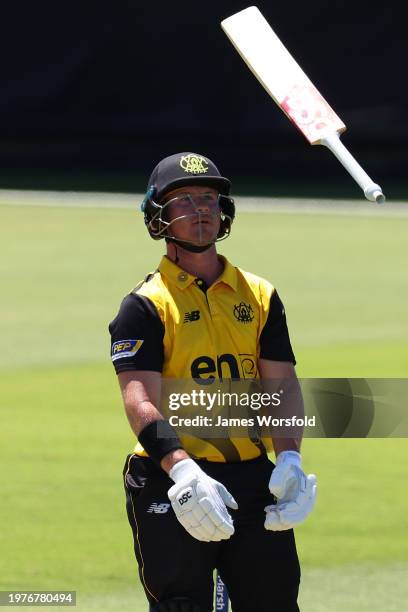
[162,186,221,245]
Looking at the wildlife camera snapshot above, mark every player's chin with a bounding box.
[191,226,219,244]
[177,221,216,241]
[171,219,220,245]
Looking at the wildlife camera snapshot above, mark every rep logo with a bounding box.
[178,491,192,506]
[184,310,200,323]
[111,339,144,361]
[233,302,254,323]
[147,503,171,514]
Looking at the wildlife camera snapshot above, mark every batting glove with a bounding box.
[168,459,238,542]
[264,450,317,531]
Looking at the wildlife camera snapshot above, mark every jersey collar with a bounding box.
[158,255,238,291]
[215,255,238,291]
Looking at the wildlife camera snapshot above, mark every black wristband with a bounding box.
[138,420,183,466]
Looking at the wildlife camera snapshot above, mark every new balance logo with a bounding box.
[184,310,200,323]
[147,503,171,514]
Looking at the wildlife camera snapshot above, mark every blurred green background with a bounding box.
[1,193,407,611]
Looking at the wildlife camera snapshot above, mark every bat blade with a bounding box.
[221,6,345,144]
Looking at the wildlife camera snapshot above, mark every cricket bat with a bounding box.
[221,6,385,203]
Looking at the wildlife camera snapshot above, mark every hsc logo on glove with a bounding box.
[178,491,193,506]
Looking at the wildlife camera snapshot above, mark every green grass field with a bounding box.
[1,194,407,611]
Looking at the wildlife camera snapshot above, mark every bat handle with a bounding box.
[320,133,385,203]
[215,572,229,611]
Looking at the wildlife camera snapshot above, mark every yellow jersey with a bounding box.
[109,255,295,462]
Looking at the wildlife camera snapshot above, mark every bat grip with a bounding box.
[320,133,385,203]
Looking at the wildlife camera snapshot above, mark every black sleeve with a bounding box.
[108,293,164,374]
[259,290,296,364]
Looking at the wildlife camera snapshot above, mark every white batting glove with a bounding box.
[264,451,317,531]
[168,459,238,542]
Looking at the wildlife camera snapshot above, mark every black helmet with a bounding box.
[141,152,235,243]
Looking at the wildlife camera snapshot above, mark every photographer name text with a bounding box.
[168,415,316,427]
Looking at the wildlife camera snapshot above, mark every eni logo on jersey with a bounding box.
[191,353,257,383]
[111,339,144,361]
[180,154,209,175]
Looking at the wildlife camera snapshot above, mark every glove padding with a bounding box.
[168,459,238,542]
[264,451,317,531]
